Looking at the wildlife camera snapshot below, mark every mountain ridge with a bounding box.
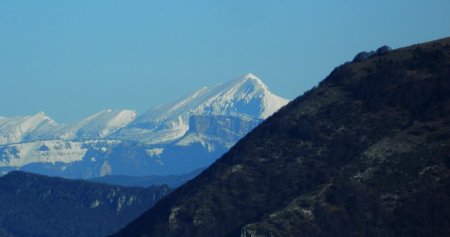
[0,74,288,178]
[0,73,287,145]
[112,37,450,237]
[115,73,289,145]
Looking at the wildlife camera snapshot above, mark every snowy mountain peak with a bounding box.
[244,73,264,84]
[209,73,288,119]
[233,72,265,85]
[217,73,271,102]
[0,113,60,145]
[137,73,287,122]
[245,72,258,80]
[36,111,46,116]
[0,109,137,145]
[58,109,136,140]
[118,74,289,144]
[0,74,289,177]
[0,74,288,147]
[27,111,48,120]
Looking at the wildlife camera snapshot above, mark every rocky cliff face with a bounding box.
[112,37,450,237]
[182,115,261,149]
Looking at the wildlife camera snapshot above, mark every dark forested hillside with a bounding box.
[0,171,170,237]
[90,168,204,188]
[113,37,450,237]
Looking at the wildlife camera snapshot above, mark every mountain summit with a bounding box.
[0,112,59,145]
[141,73,284,120]
[0,74,288,177]
[116,73,289,144]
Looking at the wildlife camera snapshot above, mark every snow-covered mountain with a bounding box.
[140,73,287,120]
[56,109,136,140]
[0,73,289,178]
[0,110,136,145]
[0,112,60,145]
[115,73,289,144]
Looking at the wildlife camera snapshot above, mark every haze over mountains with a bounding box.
[0,74,288,178]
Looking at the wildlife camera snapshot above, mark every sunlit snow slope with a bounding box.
[116,73,289,144]
[0,73,289,177]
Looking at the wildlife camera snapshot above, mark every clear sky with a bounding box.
[1,0,450,123]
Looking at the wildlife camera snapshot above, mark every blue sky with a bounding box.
[1,0,450,123]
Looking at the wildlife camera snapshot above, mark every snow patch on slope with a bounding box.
[146,148,164,157]
[0,112,60,145]
[0,140,87,167]
[0,139,122,168]
[58,109,136,140]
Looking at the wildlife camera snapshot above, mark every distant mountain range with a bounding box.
[0,171,170,237]
[112,37,450,237]
[0,73,288,178]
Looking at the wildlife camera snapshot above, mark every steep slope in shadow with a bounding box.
[112,37,450,237]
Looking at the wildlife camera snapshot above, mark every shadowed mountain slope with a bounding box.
[0,171,170,237]
[113,37,450,237]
